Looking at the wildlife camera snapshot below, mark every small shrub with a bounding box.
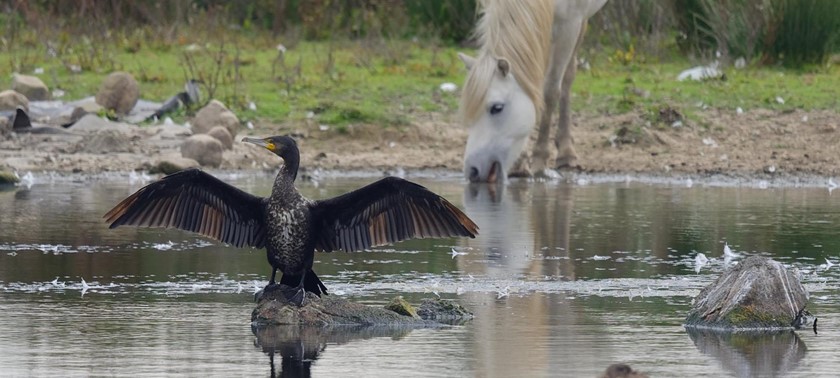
[769,0,840,67]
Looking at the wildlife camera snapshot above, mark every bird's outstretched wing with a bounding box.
[310,177,478,252]
[104,168,267,248]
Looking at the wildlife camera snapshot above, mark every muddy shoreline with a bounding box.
[2,107,839,188]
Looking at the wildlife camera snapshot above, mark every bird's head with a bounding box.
[243,135,298,157]
[242,135,300,178]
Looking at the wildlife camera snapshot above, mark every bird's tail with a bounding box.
[280,269,328,297]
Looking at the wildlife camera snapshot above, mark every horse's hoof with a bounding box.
[555,156,579,170]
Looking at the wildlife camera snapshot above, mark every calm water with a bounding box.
[1,172,839,377]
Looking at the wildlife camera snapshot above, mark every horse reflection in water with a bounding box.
[460,0,606,183]
[459,182,607,375]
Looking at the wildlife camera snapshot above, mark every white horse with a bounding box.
[459,0,606,183]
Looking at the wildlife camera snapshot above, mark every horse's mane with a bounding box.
[460,0,554,124]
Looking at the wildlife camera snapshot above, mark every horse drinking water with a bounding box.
[460,0,606,183]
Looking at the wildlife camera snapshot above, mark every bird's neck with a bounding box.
[280,156,299,182]
[272,154,300,196]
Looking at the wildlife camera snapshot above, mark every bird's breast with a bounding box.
[266,203,311,268]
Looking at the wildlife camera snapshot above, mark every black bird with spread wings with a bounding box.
[104,135,478,305]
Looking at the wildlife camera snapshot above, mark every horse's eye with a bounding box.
[489,103,504,115]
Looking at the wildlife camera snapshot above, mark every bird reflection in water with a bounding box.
[252,325,413,377]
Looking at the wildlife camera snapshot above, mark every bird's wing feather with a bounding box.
[104,168,267,248]
[310,177,478,252]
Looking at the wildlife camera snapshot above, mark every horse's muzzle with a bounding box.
[467,162,501,183]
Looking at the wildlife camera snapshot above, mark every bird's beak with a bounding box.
[242,137,276,152]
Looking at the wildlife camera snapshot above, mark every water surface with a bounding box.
[1,173,838,377]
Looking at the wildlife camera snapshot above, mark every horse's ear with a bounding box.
[497,58,510,77]
[458,52,476,70]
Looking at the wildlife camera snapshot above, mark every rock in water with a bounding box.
[0,170,20,185]
[96,72,140,116]
[252,287,472,327]
[685,256,810,330]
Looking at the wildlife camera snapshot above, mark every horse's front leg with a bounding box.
[554,46,578,169]
[532,20,583,176]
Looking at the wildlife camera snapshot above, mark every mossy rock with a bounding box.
[384,296,419,318]
[0,170,20,185]
[252,287,472,327]
[685,256,811,330]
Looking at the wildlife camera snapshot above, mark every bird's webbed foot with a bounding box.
[282,285,306,307]
[253,283,305,306]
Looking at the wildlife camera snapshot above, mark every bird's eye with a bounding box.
[489,103,504,115]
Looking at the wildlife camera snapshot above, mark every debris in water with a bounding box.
[153,241,175,251]
[694,253,708,273]
[81,278,90,296]
[450,247,468,259]
[50,277,65,287]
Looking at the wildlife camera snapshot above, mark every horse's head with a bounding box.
[459,53,536,183]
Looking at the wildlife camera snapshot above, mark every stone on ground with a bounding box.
[95,72,140,116]
[150,156,201,174]
[11,74,50,101]
[181,134,224,168]
[192,99,240,137]
[207,125,233,149]
[0,90,29,112]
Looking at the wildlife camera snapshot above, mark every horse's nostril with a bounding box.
[469,167,480,182]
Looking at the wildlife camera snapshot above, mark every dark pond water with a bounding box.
[1,172,839,377]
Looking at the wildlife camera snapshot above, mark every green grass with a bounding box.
[574,57,840,115]
[2,27,840,128]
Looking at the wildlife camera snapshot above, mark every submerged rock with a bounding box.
[685,256,810,330]
[252,288,472,327]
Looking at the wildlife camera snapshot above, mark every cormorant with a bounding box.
[104,135,478,305]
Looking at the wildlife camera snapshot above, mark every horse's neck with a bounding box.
[552,0,607,20]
